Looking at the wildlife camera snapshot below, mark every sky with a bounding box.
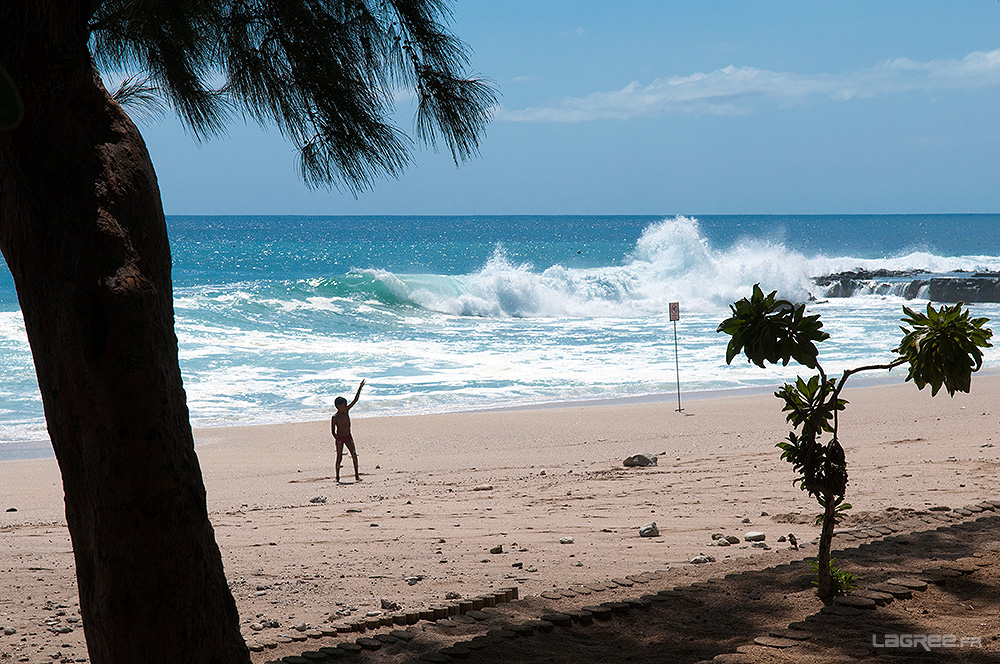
[134,1,1000,216]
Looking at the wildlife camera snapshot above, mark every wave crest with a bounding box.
[360,216,818,317]
[285,216,1000,319]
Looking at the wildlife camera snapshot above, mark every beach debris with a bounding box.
[381,599,401,611]
[405,575,424,586]
[690,555,715,564]
[623,453,658,467]
[490,544,504,554]
[309,495,327,504]
[638,522,659,538]
[473,484,494,491]
[744,531,766,542]
[559,536,575,544]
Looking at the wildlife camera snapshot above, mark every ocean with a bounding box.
[2,214,1000,456]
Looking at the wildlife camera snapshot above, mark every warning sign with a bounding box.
[669,302,680,321]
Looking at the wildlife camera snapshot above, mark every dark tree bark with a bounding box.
[0,5,249,663]
[816,493,837,602]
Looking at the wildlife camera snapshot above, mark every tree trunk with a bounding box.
[0,5,249,663]
[816,493,838,603]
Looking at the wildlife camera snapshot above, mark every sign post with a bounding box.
[669,302,682,412]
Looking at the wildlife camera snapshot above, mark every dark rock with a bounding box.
[623,454,658,467]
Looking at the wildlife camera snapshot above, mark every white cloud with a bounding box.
[499,48,1000,122]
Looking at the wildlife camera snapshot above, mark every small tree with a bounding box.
[718,285,992,601]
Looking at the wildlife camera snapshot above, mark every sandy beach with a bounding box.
[2,375,1000,663]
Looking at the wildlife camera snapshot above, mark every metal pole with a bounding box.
[673,319,682,412]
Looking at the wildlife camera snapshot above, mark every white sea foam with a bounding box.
[364,216,1000,319]
[5,215,1000,449]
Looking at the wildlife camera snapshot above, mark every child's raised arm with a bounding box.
[347,379,365,409]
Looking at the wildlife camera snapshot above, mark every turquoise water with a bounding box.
[2,214,1000,448]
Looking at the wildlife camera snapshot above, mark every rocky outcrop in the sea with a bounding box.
[814,269,1000,303]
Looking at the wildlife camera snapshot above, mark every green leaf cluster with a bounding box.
[776,375,845,437]
[774,376,849,500]
[810,558,857,595]
[895,302,993,396]
[717,285,829,369]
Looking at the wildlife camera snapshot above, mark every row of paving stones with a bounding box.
[265,500,1000,663]
[826,499,1000,545]
[720,501,1000,661]
[252,588,520,658]
[743,557,987,652]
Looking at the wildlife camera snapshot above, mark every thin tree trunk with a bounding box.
[816,493,838,603]
[0,5,249,663]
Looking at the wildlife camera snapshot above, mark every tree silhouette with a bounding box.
[0,2,495,663]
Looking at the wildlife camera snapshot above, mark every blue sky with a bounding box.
[137,1,1000,215]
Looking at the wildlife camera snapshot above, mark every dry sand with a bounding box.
[2,375,999,662]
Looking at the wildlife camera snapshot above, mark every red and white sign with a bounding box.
[669,302,680,321]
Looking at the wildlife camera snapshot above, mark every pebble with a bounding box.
[559,537,575,544]
[309,496,327,504]
[473,484,494,491]
[744,531,766,542]
[690,555,715,564]
[638,522,659,538]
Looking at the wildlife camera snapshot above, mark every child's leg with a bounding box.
[335,448,343,482]
[345,441,360,481]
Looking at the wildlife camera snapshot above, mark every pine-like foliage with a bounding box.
[88,0,497,192]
